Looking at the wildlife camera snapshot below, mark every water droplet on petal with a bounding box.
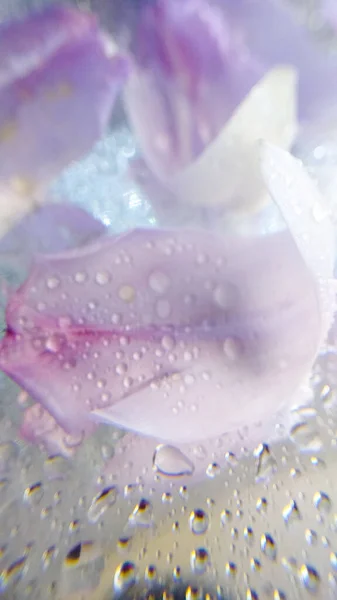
[46,276,60,290]
[153,445,195,477]
[118,285,136,303]
[74,271,87,284]
[95,271,110,285]
[148,270,171,294]
[223,337,241,361]
[213,284,234,309]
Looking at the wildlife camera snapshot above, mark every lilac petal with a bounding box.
[124,0,262,179]
[0,203,106,276]
[0,225,320,444]
[0,4,128,185]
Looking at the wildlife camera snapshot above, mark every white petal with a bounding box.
[169,66,298,212]
[260,141,336,342]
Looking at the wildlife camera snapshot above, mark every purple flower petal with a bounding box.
[124,0,261,179]
[0,4,129,186]
[222,0,337,123]
[0,203,106,273]
[0,223,321,448]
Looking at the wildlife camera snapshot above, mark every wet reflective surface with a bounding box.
[1,1,337,599]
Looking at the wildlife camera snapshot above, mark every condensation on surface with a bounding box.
[1,1,337,600]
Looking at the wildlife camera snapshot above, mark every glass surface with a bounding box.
[1,1,337,599]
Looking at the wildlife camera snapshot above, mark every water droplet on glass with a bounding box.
[179,485,189,500]
[206,462,220,478]
[299,564,320,593]
[220,509,232,526]
[0,556,27,591]
[225,452,238,467]
[190,547,210,574]
[254,443,277,481]
[117,537,132,554]
[186,586,203,600]
[282,500,301,525]
[244,527,254,545]
[261,533,277,560]
[87,486,118,523]
[153,444,195,478]
[128,498,153,528]
[23,482,44,505]
[250,558,261,572]
[189,509,209,535]
[42,546,57,570]
[305,529,318,546]
[225,561,237,577]
[256,497,268,513]
[246,589,258,600]
[114,561,137,593]
[313,491,331,514]
[290,421,322,452]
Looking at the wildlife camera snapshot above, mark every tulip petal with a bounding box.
[0,225,321,445]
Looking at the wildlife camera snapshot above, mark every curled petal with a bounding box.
[0,225,321,445]
[164,67,297,213]
[260,142,336,343]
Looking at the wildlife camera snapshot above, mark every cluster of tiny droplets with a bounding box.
[51,127,156,234]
